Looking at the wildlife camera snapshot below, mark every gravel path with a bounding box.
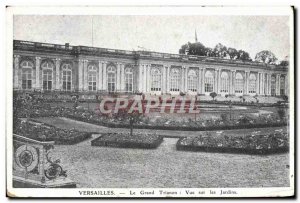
[52,137,290,188]
[33,117,291,188]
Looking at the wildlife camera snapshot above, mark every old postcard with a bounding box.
[6,6,294,198]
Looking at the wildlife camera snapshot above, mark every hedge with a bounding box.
[91,133,164,149]
[176,134,289,155]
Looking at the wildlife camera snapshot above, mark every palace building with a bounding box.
[13,40,289,97]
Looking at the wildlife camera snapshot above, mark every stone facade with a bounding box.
[13,40,289,97]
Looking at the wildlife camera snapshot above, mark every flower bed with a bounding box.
[91,133,164,149]
[176,132,289,155]
[13,120,92,145]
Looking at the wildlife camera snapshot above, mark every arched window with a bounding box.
[21,61,33,90]
[151,68,161,91]
[170,68,180,92]
[125,67,133,92]
[235,72,244,93]
[88,65,97,91]
[205,70,214,93]
[107,65,116,92]
[62,64,72,91]
[280,76,285,95]
[187,69,197,92]
[41,62,53,91]
[271,75,276,96]
[220,71,229,93]
[248,73,257,94]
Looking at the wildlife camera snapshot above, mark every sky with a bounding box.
[13,15,290,61]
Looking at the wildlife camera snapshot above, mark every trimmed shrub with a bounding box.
[91,133,163,149]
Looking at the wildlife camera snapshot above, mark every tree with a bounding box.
[213,43,228,58]
[277,108,285,121]
[279,60,289,66]
[179,42,207,56]
[210,92,217,101]
[282,95,288,102]
[255,50,278,64]
[227,48,239,60]
[237,50,252,61]
[113,101,143,136]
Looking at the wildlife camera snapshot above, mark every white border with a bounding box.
[5,5,294,198]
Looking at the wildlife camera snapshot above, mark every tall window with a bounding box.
[21,61,33,90]
[248,73,257,94]
[151,68,161,91]
[107,65,116,92]
[41,62,53,91]
[88,65,97,91]
[187,69,197,92]
[271,75,276,96]
[220,72,229,93]
[125,67,133,92]
[280,76,285,95]
[205,71,214,93]
[62,64,72,91]
[169,68,180,92]
[235,72,244,93]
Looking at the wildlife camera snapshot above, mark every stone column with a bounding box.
[102,62,107,91]
[276,74,281,95]
[201,68,205,94]
[185,66,188,92]
[83,60,88,91]
[214,69,218,93]
[256,72,259,95]
[138,64,143,92]
[245,71,249,95]
[13,55,20,89]
[147,64,151,92]
[98,61,103,91]
[78,59,83,91]
[218,69,221,94]
[116,63,120,91]
[166,65,170,93]
[229,70,232,95]
[55,58,61,90]
[120,63,125,92]
[35,57,41,90]
[258,73,261,95]
[262,73,265,95]
[143,64,147,92]
[161,66,165,93]
[267,73,271,95]
[232,70,236,95]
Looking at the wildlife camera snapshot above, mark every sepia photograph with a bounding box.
[6,6,294,198]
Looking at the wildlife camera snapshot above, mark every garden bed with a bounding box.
[91,133,164,149]
[176,132,289,155]
[66,114,287,131]
[13,120,92,145]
